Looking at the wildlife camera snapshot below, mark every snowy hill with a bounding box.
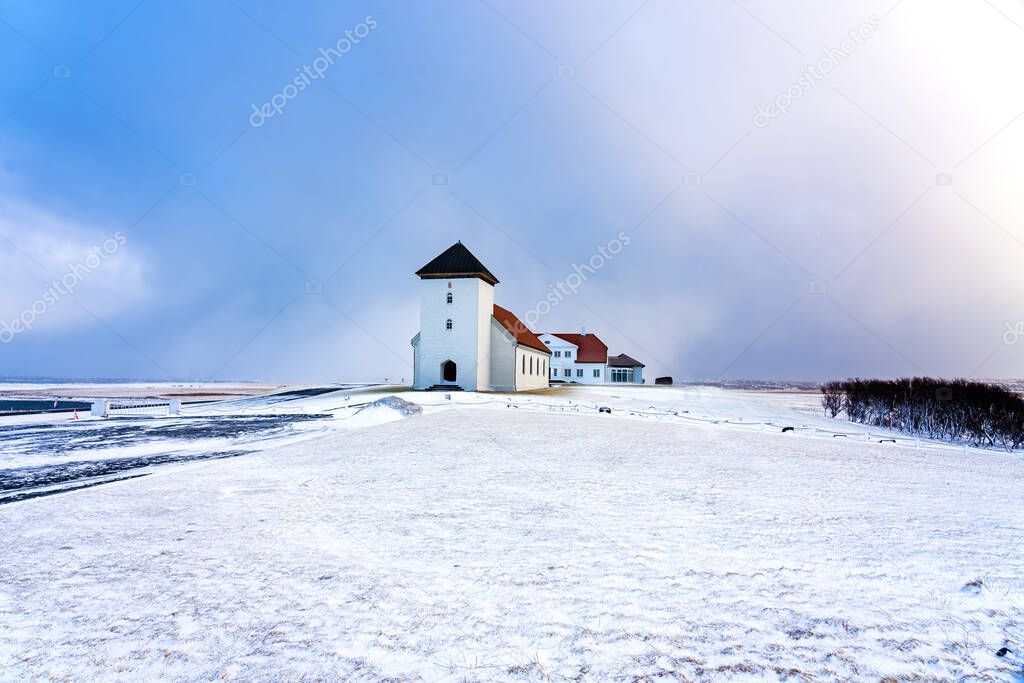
[0,384,1021,680]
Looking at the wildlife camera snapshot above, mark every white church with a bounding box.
[410,242,552,392]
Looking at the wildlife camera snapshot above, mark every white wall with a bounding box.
[411,332,421,385]
[515,346,550,391]
[475,279,494,390]
[567,362,604,383]
[488,319,516,392]
[490,320,550,391]
[414,277,493,390]
[539,334,576,378]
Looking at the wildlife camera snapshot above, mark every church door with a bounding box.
[441,360,457,383]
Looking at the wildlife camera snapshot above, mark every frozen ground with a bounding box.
[0,381,281,401]
[0,384,398,502]
[0,384,1022,681]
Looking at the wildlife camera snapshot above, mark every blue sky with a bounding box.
[1,0,1023,382]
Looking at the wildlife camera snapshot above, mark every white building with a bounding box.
[606,353,645,384]
[538,332,608,383]
[538,333,646,385]
[411,242,551,392]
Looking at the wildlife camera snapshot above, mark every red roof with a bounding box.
[493,305,551,354]
[549,333,608,363]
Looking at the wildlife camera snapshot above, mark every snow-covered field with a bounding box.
[0,384,1022,681]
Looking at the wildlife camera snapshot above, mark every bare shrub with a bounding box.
[821,378,1024,450]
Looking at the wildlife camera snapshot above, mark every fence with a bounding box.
[91,399,181,417]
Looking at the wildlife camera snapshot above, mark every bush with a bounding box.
[821,377,1024,450]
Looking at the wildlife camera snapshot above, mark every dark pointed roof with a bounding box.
[415,242,499,285]
[607,353,645,368]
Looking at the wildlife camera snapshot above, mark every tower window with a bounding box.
[445,319,453,330]
[446,292,453,304]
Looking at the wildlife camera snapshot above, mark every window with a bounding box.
[554,351,561,358]
[445,319,452,330]
[593,369,601,378]
[565,351,572,359]
[522,355,526,374]
[530,356,534,375]
[446,292,453,304]
[610,368,632,383]
[564,369,571,377]
[576,369,583,377]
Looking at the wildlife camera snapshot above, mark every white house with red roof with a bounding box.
[539,332,608,383]
[410,242,551,392]
[538,332,645,384]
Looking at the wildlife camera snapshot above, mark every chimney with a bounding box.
[580,326,587,336]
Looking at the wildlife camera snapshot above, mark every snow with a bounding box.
[0,381,279,396]
[0,384,1022,680]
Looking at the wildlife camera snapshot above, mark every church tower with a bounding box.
[411,242,497,391]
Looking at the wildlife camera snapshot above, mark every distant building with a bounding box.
[607,354,645,384]
[411,242,550,392]
[538,332,645,384]
[538,332,608,383]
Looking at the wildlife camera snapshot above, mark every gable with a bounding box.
[492,305,551,354]
[538,333,576,350]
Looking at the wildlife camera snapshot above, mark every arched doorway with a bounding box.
[441,360,457,383]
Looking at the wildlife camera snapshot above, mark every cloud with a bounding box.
[498,0,1024,379]
[0,197,150,341]
[3,0,1023,380]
